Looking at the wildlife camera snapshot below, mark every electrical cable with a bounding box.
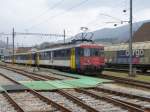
[26,0,89,30]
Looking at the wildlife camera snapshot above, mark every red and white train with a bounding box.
[4,41,105,74]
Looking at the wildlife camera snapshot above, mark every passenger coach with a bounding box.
[4,42,105,74]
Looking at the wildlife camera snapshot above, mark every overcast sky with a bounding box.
[0,0,150,46]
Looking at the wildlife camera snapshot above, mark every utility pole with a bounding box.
[64,29,66,44]
[129,0,134,77]
[12,28,15,64]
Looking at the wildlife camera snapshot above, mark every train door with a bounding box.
[35,52,40,66]
[27,53,32,65]
[12,55,16,64]
[70,48,76,70]
[75,47,81,70]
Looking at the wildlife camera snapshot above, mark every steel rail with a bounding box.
[5,64,150,89]
[11,70,100,112]
[2,91,25,112]
[28,90,72,112]
[1,65,150,102]
[0,67,110,112]
[1,65,150,112]
[57,89,99,112]
[104,68,150,76]
[94,87,150,102]
[1,67,47,81]
[100,74,150,89]
[1,64,150,84]
[7,68,99,112]
[0,64,75,79]
[76,89,147,112]
[0,69,99,112]
[3,67,149,108]
[0,74,72,112]
[4,66,59,80]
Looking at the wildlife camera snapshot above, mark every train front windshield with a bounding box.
[83,48,104,57]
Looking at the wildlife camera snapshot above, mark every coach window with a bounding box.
[84,48,90,57]
[80,48,84,56]
[46,51,51,60]
[91,48,99,56]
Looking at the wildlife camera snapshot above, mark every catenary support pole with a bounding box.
[6,37,9,49]
[12,28,15,64]
[64,29,66,44]
[129,0,134,77]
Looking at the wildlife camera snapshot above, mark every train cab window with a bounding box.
[84,48,90,57]
[91,49,99,56]
[91,48,104,56]
[91,48,103,56]
[82,48,104,57]
[77,48,83,56]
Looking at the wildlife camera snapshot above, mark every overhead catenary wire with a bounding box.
[26,0,89,30]
[84,0,128,30]
[25,0,65,24]
[0,32,72,37]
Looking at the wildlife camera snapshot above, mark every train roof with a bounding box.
[104,41,150,51]
[5,42,103,56]
[37,42,103,53]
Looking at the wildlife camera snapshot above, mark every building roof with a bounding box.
[133,22,150,42]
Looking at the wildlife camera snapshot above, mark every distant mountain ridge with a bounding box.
[74,20,150,44]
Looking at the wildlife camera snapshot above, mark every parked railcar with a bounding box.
[4,42,105,74]
[37,42,105,73]
[15,52,35,65]
[104,41,150,72]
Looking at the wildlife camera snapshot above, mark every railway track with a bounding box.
[0,66,149,112]
[0,68,33,82]
[97,84,150,98]
[100,74,150,89]
[0,71,85,112]
[0,74,15,85]
[1,64,75,80]
[39,91,87,112]
[104,68,150,76]
[0,92,18,112]
[86,88,150,109]
[65,89,131,112]
[0,69,102,112]
[8,91,58,112]
[3,64,150,90]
